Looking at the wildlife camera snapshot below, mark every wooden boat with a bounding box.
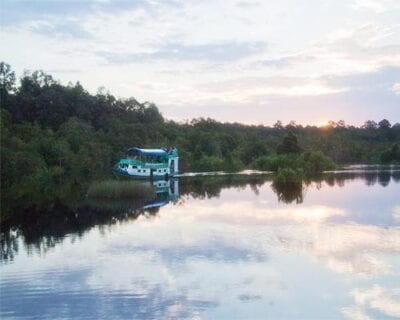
[113,147,179,179]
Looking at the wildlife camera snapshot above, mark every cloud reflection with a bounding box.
[70,192,400,320]
[393,206,400,222]
[1,177,399,319]
[148,200,400,276]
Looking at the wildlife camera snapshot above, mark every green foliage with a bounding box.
[253,133,336,175]
[252,150,335,175]
[223,154,244,172]
[298,151,336,175]
[380,144,400,163]
[0,62,16,106]
[193,155,225,172]
[276,132,302,154]
[87,180,155,200]
[240,139,269,164]
[251,154,297,171]
[378,119,391,129]
[273,168,304,185]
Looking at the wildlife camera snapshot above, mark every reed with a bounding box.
[87,180,155,200]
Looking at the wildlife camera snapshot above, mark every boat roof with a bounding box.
[127,147,168,157]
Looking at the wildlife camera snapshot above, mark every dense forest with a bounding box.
[1,62,400,220]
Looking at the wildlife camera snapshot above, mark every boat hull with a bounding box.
[112,167,176,180]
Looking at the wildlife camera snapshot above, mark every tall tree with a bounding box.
[0,62,16,106]
[378,119,391,129]
[277,132,302,154]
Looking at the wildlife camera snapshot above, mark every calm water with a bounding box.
[1,170,400,319]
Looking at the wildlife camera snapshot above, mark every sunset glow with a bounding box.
[317,120,330,127]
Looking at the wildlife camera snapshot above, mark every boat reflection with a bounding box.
[144,179,180,210]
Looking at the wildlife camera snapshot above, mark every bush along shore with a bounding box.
[250,132,337,193]
[252,132,336,175]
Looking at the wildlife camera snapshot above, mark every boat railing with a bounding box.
[119,158,167,169]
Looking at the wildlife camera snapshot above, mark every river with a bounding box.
[1,168,399,319]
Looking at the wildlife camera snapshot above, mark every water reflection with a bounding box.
[327,168,400,187]
[1,169,400,319]
[271,180,304,204]
[1,171,400,263]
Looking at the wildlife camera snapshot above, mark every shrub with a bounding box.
[298,151,336,175]
[273,168,304,187]
[380,144,400,164]
[193,155,225,172]
[251,154,298,171]
[223,154,244,172]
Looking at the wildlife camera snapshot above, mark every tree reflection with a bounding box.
[179,175,268,200]
[378,170,391,187]
[1,170,399,262]
[393,171,400,182]
[1,230,19,261]
[0,198,158,262]
[271,180,304,204]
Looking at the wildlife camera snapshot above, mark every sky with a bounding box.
[0,0,399,126]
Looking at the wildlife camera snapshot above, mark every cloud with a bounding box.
[235,1,260,8]
[1,1,399,125]
[343,285,400,319]
[99,41,267,63]
[342,306,372,320]
[28,20,93,39]
[392,83,400,95]
[237,294,262,302]
[324,66,400,92]
[351,0,400,12]
[0,0,151,26]
[255,55,316,69]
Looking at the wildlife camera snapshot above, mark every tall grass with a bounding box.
[87,180,155,200]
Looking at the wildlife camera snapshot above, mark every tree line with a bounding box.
[1,62,399,220]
